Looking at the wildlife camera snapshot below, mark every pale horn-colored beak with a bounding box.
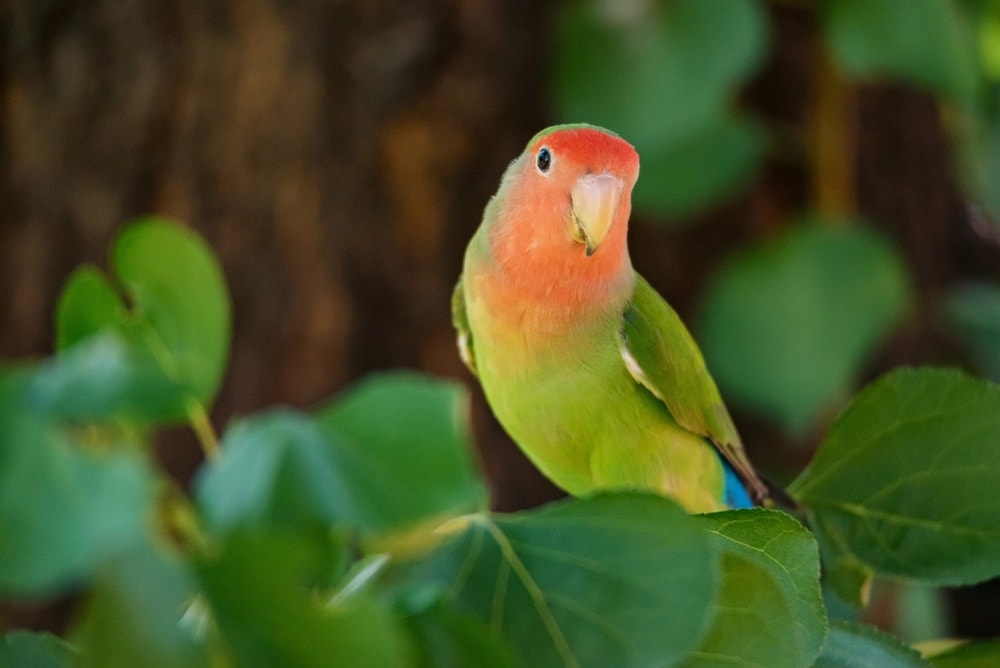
[571,172,623,256]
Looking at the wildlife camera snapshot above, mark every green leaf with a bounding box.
[632,115,764,217]
[894,582,950,644]
[313,371,487,536]
[0,631,77,668]
[790,367,1000,587]
[684,510,827,668]
[699,220,911,435]
[926,639,1000,667]
[196,409,350,532]
[196,409,366,583]
[821,550,875,609]
[979,2,1000,80]
[553,0,766,217]
[25,332,189,422]
[391,493,717,668]
[0,372,153,595]
[55,217,231,412]
[822,0,979,99]
[198,372,486,546]
[70,541,209,668]
[554,0,765,147]
[111,218,231,403]
[198,531,411,668]
[55,267,128,351]
[400,594,516,668]
[954,72,1000,225]
[943,282,1000,382]
[814,621,931,668]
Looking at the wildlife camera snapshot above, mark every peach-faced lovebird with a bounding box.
[452,124,769,512]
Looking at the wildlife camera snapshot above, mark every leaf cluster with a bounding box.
[3,219,1000,666]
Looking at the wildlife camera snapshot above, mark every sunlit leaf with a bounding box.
[822,0,979,99]
[790,368,1000,589]
[685,510,826,668]
[391,493,717,668]
[699,220,911,435]
[814,621,930,667]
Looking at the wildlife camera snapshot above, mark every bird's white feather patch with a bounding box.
[619,341,664,401]
[458,331,475,371]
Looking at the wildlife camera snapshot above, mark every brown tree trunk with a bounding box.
[1,0,559,499]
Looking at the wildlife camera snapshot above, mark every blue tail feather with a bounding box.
[721,458,754,509]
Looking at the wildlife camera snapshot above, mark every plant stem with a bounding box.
[187,397,221,461]
[812,48,858,220]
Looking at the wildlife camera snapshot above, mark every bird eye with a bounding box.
[536,147,552,174]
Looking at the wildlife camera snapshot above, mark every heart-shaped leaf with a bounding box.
[55,217,231,418]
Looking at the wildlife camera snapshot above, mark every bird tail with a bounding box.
[722,461,755,509]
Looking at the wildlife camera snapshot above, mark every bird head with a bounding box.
[481,125,640,315]
[495,124,639,261]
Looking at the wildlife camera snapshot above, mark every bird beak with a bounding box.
[571,173,623,256]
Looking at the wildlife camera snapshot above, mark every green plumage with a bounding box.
[453,124,766,512]
[454,271,765,512]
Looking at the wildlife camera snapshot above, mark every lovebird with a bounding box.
[452,124,770,512]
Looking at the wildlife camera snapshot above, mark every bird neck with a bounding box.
[469,244,634,339]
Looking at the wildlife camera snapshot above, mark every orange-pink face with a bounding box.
[489,125,640,301]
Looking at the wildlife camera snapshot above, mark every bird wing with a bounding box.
[620,274,768,504]
[451,277,478,377]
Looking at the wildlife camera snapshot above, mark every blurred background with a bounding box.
[3,0,1000,645]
